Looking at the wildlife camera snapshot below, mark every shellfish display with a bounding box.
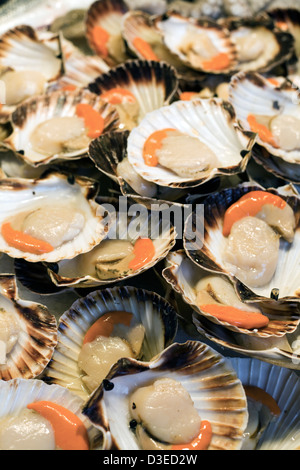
[1,0,300,452]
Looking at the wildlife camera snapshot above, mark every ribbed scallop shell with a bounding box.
[183,182,300,304]
[2,88,120,167]
[192,310,300,369]
[82,340,248,450]
[220,15,294,73]
[88,59,179,130]
[229,71,300,166]
[127,98,255,188]
[0,25,63,81]
[153,12,238,74]
[85,0,129,65]
[45,196,177,288]
[43,286,178,399]
[0,172,110,263]
[230,357,300,449]
[162,250,300,338]
[0,275,57,380]
[0,378,102,449]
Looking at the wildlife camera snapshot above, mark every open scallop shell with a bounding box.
[2,88,120,167]
[0,378,102,449]
[268,8,300,58]
[230,357,300,450]
[45,196,177,288]
[85,0,129,66]
[88,59,179,130]
[0,172,110,263]
[220,15,295,73]
[192,310,300,370]
[43,286,178,399]
[183,181,300,305]
[0,274,57,380]
[153,11,238,74]
[81,340,248,450]
[127,97,255,189]
[162,250,300,338]
[229,71,300,166]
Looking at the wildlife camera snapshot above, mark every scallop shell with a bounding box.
[126,98,255,189]
[153,11,238,74]
[88,59,179,130]
[229,71,300,166]
[85,0,129,65]
[230,357,300,450]
[43,286,178,399]
[81,340,248,450]
[220,15,295,73]
[45,196,177,288]
[268,7,300,57]
[183,181,300,305]
[0,172,110,263]
[0,274,57,380]
[0,378,102,450]
[162,250,300,338]
[0,25,63,81]
[2,88,120,167]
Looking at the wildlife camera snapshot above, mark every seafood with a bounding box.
[88,59,178,130]
[82,340,248,450]
[43,286,178,399]
[154,12,238,74]
[163,250,300,337]
[0,274,57,380]
[2,88,120,166]
[126,98,255,188]
[0,172,110,263]
[0,378,102,450]
[46,197,176,288]
[183,182,300,303]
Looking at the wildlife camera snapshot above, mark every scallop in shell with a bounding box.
[230,357,300,450]
[229,71,300,168]
[126,98,255,189]
[0,274,57,380]
[153,11,238,74]
[162,250,300,338]
[220,15,294,73]
[43,286,178,399]
[183,182,300,305]
[85,0,129,65]
[0,172,110,263]
[0,378,102,450]
[45,196,177,288]
[88,59,179,131]
[81,340,248,450]
[2,88,120,167]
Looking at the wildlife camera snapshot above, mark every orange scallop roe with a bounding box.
[75,103,105,139]
[1,222,54,254]
[172,420,212,450]
[202,52,231,71]
[179,92,198,101]
[247,114,279,148]
[83,311,134,344]
[199,304,269,329]
[100,87,136,105]
[222,190,287,237]
[91,25,110,57]
[132,37,159,61]
[143,128,178,166]
[27,401,89,450]
[128,238,155,271]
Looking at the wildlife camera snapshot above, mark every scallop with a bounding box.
[85,0,129,65]
[0,378,102,450]
[43,286,178,399]
[0,274,57,380]
[0,172,110,263]
[88,59,179,130]
[153,12,238,74]
[81,340,248,450]
[162,250,300,338]
[126,98,255,188]
[183,182,300,303]
[2,89,120,167]
[45,197,176,288]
